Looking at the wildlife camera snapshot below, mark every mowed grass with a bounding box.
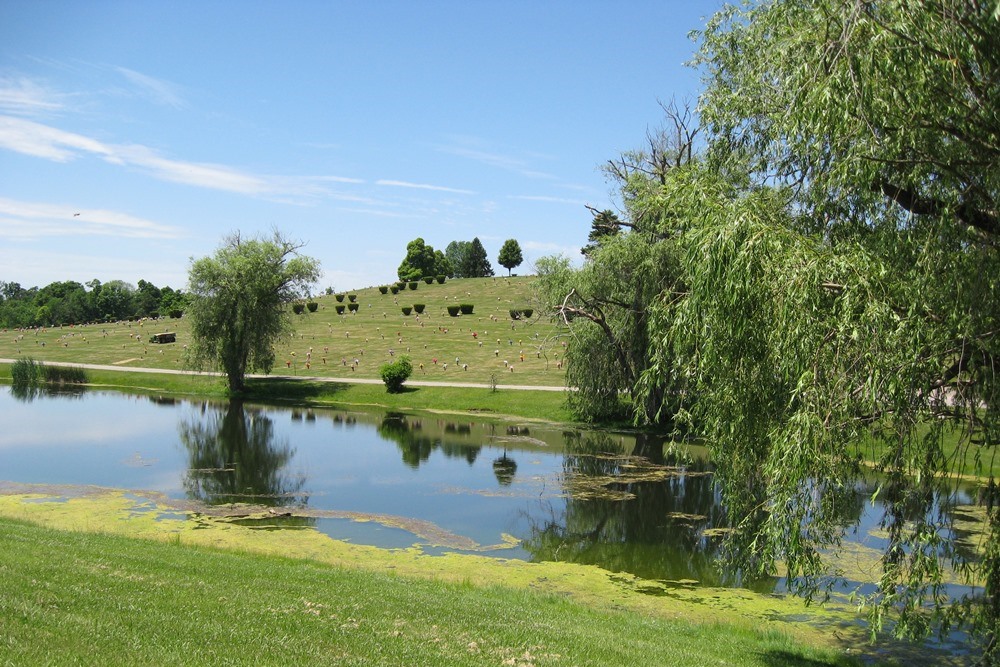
[0,517,857,667]
[0,276,569,388]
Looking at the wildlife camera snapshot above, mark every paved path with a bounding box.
[0,359,568,392]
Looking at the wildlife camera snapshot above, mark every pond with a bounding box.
[0,386,983,608]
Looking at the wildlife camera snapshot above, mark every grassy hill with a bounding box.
[0,276,569,388]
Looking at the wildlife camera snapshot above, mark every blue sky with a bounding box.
[0,1,724,292]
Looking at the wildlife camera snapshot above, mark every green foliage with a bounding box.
[413,304,425,314]
[335,305,345,314]
[292,303,305,315]
[445,240,471,278]
[401,306,412,315]
[459,303,474,315]
[498,239,524,276]
[10,357,40,388]
[397,238,450,281]
[347,303,359,312]
[186,231,320,393]
[335,294,345,302]
[447,305,461,317]
[306,302,318,313]
[169,309,183,319]
[436,275,446,284]
[347,294,357,303]
[390,285,399,294]
[408,281,418,290]
[378,286,388,295]
[462,237,494,278]
[423,276,434,284]
[379,355,413,393]
[509,308,534,320]
[581,209,622,256]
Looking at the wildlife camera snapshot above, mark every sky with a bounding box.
[0,0,725,293]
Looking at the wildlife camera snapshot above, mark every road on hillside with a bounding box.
[0,359,568,392]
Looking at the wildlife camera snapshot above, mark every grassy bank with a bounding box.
[0,276,569,388]
[0,364,574,423]
[0,516,857,667]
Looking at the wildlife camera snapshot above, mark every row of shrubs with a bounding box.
[335,304,360,314]
[378,275,447,295]
[292,302,320,314]
[509,308,534,320]
[400,304,427,315]
[447,304,474,317]
[334,294,358,303]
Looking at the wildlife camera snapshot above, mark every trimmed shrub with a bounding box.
[413,304,425,314]
[169,309,183,319]
[436,275,446,284]
[379,356,413,393]
[348,302,360,312]
[401,306,412,315]
[292,303,306,315]
[378,285,389,294]
[459,303,474,315]
[522,308,533,318]
[510,309,521,320]
[335,294,345,302]
[335,305,346,314]
[390,285,399,294]
[307,302,319,313]
[423,276,434,284]
[447,305,461,317]
[348,294,357,302]
[408,281,418,290]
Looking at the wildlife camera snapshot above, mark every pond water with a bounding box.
[0,387,982,606]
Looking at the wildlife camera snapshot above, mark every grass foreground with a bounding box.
[0,515,859,667]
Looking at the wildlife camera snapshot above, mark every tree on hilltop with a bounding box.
[498,239,523,276]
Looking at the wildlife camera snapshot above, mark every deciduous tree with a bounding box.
[497,239,523,276]
[186,231,320,393]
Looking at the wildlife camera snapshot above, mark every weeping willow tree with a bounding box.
[547,0,999,659]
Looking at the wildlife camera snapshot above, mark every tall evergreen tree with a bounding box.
[461,237,494,278]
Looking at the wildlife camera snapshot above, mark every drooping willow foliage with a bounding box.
[542,1,1000,660]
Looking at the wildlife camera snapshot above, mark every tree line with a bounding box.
[0,278,190,329]
[397,237,523,281]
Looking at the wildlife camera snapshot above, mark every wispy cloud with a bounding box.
[376,179,475,195]
[508,194,587,206]
[115,67,187,109]
[0,115,336,200]
[0,197,184,239]
[0,76,67,116]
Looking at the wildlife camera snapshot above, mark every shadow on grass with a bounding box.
[240,377,351,403]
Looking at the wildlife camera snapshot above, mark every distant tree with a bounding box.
[461,237,494,278]
[497,239,524,276]
[397,238,443,281]
[135,279,162,317]
[581,208,622,257]
[186,231,320,393]
[433,249,452,278]
[445,240,472,278]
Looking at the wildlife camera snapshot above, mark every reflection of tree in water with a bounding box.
[10,385,86,403]
[180,400,307,507]
[377,413,481,468]
[493,450,517,486]
[521,431,803,591]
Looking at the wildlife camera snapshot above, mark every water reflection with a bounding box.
[377,413,482,468]
[521,431,780,591]
[10,384,87,403]
[179,399,308,507]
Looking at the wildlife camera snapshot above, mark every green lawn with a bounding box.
[0,517,858,667]
[0,276,570,388]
